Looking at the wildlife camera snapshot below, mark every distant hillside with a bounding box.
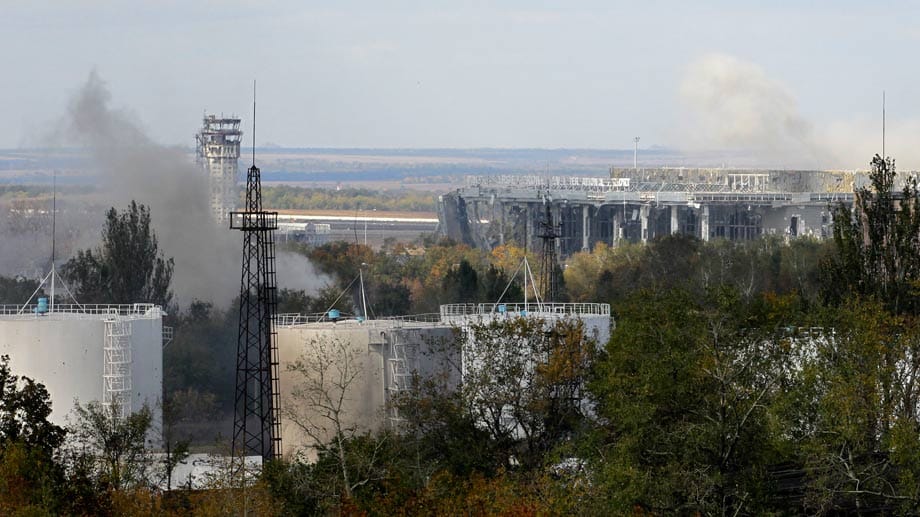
[0,147,778,186]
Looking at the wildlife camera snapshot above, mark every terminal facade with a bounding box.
[439,168,864,257]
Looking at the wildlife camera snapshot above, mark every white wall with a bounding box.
[0,317,104,426]
[0,314,163,434]
[128,315,163,440]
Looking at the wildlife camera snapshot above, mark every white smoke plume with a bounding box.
[818,117,920,171]
[678,53,920,171]
[678,53,826,168]
[276,251,331,292]
[50,71,325,305]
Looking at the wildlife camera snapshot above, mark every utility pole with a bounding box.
[633,136,640,170]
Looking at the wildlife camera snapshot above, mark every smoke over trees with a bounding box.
[62,201,174,308]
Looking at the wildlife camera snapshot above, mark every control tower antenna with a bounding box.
[230,80,282,463]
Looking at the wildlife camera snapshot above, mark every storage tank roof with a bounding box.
[275,312,447,330]
[0,303,164,321]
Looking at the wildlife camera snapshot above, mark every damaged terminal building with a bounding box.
[438,167,864,256]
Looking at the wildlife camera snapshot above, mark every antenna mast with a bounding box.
[15,171,83,315]
[252,80,257,167]
[882,90,886,159]
[50,170,56,312]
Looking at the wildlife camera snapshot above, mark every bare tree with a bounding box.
[284,336,389,500]
[158,395,190,491]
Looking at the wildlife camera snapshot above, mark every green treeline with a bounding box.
[6,155,920,514]
[259,185,437,212]
[0,185,95,200]
[252,155,920,514]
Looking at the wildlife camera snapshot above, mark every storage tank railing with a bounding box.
[0,304,161,317]
[274,312,445,328]
[440,303,610,318]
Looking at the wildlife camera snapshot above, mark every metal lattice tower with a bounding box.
[197,114,242,223]
[230,159,281,462]
[538,204,560,302]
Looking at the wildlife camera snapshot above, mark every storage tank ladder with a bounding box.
[103,311,133,418]
[387,333,416,429]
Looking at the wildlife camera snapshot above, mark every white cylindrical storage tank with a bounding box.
[0,304,163,435]
[275,318,457,459]
[440,302,612,346]
[440,302,612,438]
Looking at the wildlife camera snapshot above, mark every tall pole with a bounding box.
[50,170,56,313]
[882,91,886,159]
[359,266,368,320]
[633,136,640,170]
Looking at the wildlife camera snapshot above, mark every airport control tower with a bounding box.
[196,114,242,223]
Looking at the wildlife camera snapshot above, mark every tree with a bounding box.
[480,264,522,303]
[0,355,67,514]
[163,300,237,424]
[395,376,502,479]
[62,201,174,308]
[159,396,190,491]
[0,355,66,454]
[69,401,153,491]
[826,155,920,314]
[459,317,597,469]
[261,459,322,515]
[284,336,391,502]
[442,259,480,303]
[0,276,42,305]
[367,280,412,317]
[589,288,796,515]
[182,452,282,516]
[774,301,920,514]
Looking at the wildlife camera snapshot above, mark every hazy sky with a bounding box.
[3,1,919,162]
